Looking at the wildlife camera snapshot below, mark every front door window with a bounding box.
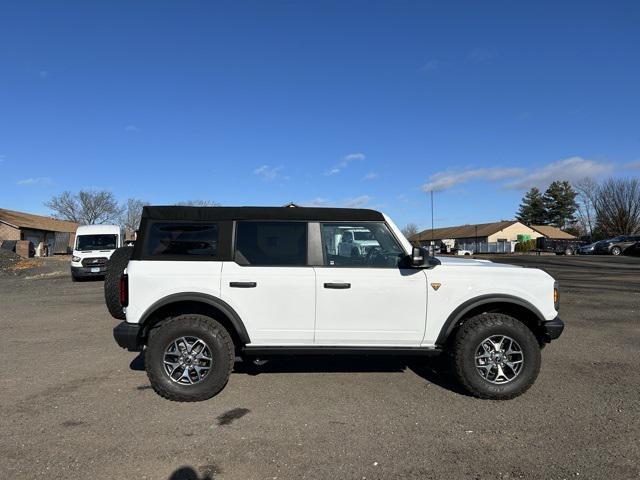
[321,223,404,267]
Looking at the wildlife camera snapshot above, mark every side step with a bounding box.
[242,346,442,356]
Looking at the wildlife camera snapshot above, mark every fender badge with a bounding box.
[431,283,441,291]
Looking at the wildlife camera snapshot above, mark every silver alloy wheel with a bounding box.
[163,336,213,385]
[474,335,524,384]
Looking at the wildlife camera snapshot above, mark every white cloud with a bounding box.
[343,195,372,208]
[421,60,439,72]
[125,125,139,132]
[17,177,52,186]
[362,171,378,181]
[625,160,640,169]
[504,157,613,190]
[253,165,287,182]
[422,157,614,193]
[468,48,496,64]
[422,167,524,192]
[301,194,372,208]
[305,197,332,207]
[325,152,365,176]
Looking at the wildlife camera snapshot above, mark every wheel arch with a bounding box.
[138,293,251,349]
[436,295,546,347]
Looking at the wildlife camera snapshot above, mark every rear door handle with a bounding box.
[229,281,257,288]
[324,282,351,289]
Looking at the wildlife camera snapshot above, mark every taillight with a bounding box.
[119,274,129,307]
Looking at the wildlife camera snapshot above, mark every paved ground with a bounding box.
[1,255,639,479]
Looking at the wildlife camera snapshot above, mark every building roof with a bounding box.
[530,225,576,239]
[411,221,519,242]
[0,208,79,233]
[141,205,385,222]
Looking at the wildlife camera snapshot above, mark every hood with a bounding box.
[435,256,522,268]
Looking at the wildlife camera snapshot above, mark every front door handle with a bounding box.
[229,281,257,288]
[324,282,351,289]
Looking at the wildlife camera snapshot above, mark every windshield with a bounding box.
[353,231,375,241]
[76,234,118,251]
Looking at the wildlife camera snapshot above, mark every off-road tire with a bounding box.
[451,313,541,400]
[611,246,622,256]
[104,246,134,320]
[145,314,235,402]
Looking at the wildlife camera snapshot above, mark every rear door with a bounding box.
[221,221,316,345]
[313,222,428,346]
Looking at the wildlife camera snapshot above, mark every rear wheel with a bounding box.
[451,313,541,400]
[145,314,235,402]
[104,246,134,319]
[564,247,573,255]
[611,246,622,256]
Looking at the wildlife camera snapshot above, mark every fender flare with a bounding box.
[139,292,251,344]
[435,294,546,346]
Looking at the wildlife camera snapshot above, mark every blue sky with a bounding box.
[1,1,639,230]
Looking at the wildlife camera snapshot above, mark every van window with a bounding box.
[235,222,307,266]
[76,234,118,251]
[146,223,219,256]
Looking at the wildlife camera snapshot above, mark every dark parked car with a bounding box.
[593,236,640,256]
[535,237,585,255]
[577,242,596,255]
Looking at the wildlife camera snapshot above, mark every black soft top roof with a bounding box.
[141,206,385,222]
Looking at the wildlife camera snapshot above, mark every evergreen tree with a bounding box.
[516,187,547,225]
[543,181,578,229]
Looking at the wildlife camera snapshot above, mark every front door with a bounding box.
[314,222,428,346]
[221,221,315,345]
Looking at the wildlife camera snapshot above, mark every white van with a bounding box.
[70,225,122,281]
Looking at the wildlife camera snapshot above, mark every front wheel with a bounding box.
[610,246,622,256]
[145,314,235,402]
[451,313,541,400]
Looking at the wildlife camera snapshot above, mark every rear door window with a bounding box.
[146,223,219,257]
[235,221,307,266]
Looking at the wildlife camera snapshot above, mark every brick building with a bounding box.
[0,208,79,254]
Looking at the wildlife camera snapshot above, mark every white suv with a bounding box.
[109,206,564,402]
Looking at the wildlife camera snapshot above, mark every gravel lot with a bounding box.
[1,255,638,479]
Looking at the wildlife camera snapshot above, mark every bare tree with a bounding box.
[594,178,640,236]
[176,200,220,206]
[574,177,598,238]
[45,190,123,225]
[120,198,148,235]
[401,223,419,239]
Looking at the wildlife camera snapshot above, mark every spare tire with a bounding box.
[104,246,134,320]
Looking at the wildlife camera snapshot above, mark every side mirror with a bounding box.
[408,246,440,268]
[409,246,427,267]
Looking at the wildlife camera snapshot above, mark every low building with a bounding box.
[411,220,540,245]
[410,220,575,252]
[0,208,79,254]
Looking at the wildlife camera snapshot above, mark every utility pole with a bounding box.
[475,225,478,254]
[430,190,435,255]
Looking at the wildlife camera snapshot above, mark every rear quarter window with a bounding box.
[145,223,219,257]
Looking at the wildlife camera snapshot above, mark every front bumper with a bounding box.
[113,322,143,351]
[71,265,106,278]
[540,316,565,342]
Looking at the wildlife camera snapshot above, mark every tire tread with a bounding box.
[451,313,540,400]
[146,314,235,402]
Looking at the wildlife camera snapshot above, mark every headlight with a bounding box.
[553,282,560,311]
[72,256,81,262]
